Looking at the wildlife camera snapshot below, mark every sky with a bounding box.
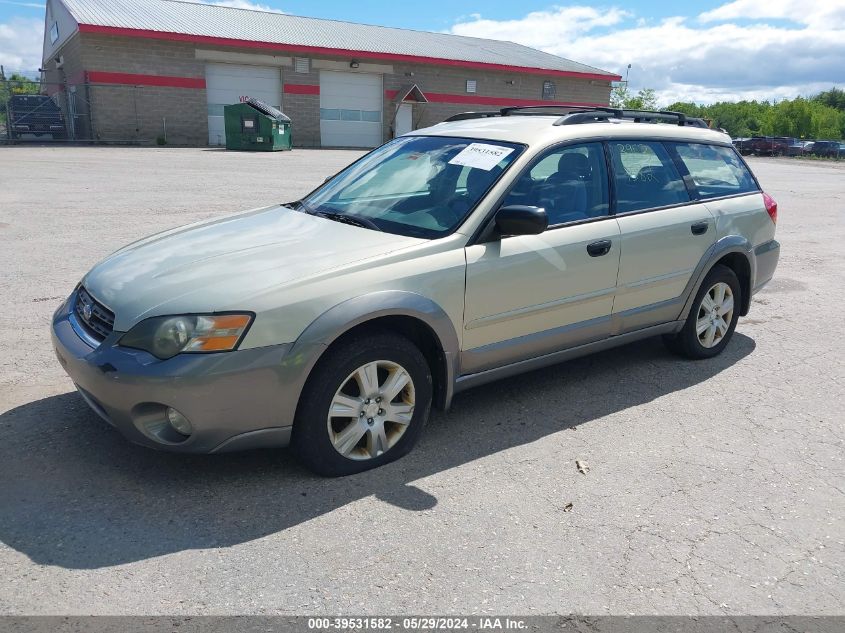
[1,0,843,105]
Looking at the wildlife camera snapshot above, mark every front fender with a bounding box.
[282,291,460,412]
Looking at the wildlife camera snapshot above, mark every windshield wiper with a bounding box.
[313,210,383,232]
[292,200,383,232]
[289,200,314,213]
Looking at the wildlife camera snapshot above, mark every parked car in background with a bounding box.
[750,136,792,156]
[52,106,780,475]
[732,138,751,153]
[811,140,843,158]
[6,94,66,141]
[785,139,814,157]
[734,137,756,154]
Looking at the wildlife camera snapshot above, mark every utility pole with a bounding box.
[624,64,632,88]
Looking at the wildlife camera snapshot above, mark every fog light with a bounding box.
[166,407,192,436]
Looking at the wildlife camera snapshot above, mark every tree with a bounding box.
[1,72,39,96]
[814,87,845,111]
[610,84,658,110]
[0,73,40,128]
[662,92,843,140]
[811,105,845,139]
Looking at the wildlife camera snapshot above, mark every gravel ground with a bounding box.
[0,147,842,615]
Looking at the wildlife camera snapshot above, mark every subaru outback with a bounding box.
[52,106,780,476]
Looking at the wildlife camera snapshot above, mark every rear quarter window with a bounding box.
[672,143,759,199]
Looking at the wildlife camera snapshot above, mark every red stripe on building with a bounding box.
[284,83,320,95]
[86,71,206,88]
[77,24,622,81]
[66,70,87,85]
[385,89,606,108]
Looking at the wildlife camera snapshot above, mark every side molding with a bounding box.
[285,291,461,411]
[455,322,682,393]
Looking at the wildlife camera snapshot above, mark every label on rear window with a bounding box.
[449,143,515,171]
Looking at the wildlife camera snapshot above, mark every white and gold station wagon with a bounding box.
[52,106,780,475]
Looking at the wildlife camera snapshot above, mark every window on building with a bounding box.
[542,80,555,100]
[320,108,382,122]
[608,141,690,213]
[294,58,310,74]
[466,80,477,93]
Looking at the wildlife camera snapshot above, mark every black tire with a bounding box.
[663,264,741,360]
[292,331,432,477]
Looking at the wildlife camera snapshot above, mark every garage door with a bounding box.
[205,63,282,146]
[319,71,383,148]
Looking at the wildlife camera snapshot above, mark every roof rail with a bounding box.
[444,105,594,122]
[498,105,606,116]
[443,111,501,122]
[443,106,711,128]
[554,108,710,128]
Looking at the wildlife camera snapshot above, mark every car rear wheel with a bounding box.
[293,332,432,476]
[664,264,741,359]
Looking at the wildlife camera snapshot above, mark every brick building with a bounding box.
[41,0,620,147]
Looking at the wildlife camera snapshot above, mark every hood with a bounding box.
[82,205,424,331]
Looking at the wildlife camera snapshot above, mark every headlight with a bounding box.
[119,313,253,360]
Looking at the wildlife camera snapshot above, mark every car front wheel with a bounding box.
[293,332,432,476]
[664,264,741,359]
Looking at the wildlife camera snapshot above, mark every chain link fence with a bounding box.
[1,77,94,143]
[1,77,195,145]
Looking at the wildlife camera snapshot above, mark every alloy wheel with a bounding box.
[327,360,416,460]
[696,281,735,348]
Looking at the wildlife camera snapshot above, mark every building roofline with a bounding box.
[76,24,622,81]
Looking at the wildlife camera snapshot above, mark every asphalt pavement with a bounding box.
[0,147,842,615]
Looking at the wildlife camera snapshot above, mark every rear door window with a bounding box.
[607,141,690,213]
[671,143,758,199]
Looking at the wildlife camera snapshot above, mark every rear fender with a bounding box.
[678,235,755,320]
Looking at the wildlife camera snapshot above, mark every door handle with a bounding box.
[586,240,612,257]
[691,221,709,235]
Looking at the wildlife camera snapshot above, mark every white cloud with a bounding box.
[699,0,845,28]
[0,1,45,8]
[201,0,282,12]
[0,16,43,74]
[450,6,630,49]
[448,3,845,105]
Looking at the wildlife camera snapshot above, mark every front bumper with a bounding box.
[51,294,300,453]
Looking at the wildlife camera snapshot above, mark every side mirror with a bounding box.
[494,205,548,236]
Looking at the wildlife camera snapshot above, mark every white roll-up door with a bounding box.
[319,71,383,148]
[205,63,282,146]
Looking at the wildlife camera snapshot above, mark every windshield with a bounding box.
[301,135,523,238]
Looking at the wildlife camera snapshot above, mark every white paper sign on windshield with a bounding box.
[448,143,515,171]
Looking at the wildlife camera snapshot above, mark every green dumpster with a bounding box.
[224,98,292,151]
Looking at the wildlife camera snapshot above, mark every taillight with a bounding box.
[763,192,778,224]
